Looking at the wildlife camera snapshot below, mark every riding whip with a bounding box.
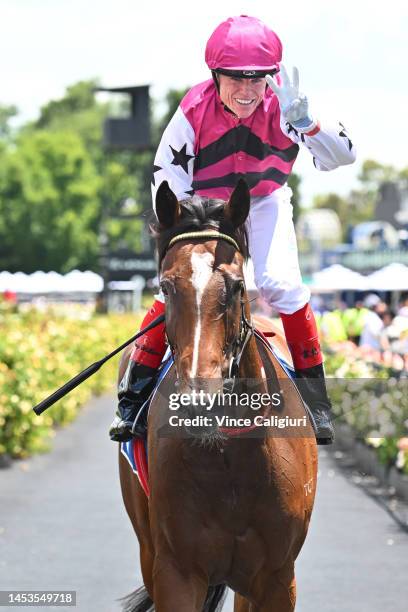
[32,313,165,415]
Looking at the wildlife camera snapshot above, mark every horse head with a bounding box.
[153,180,253,425]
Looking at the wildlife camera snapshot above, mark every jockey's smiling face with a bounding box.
[218,75,266,119]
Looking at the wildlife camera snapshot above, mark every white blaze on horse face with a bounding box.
[190,251,214,378]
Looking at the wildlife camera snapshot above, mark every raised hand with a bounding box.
[266,64,314,128]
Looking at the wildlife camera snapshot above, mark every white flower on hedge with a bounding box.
[341,395,353,410]
[366,437,384,448]
[396,450,406,470]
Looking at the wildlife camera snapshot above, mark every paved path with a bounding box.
[1,394,407,611]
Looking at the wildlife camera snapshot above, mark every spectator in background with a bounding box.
[310,294,325,316]
[381,310,396,343]
[320,307,348,343]
[385,314,408,357]
[359,294,388,351]
[398,297,408,318]
[342,299,368,344]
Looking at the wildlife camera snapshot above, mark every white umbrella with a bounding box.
[10,272,33,293]
[0,270,103,293]
[365,263,408,291]
[27,271,66,293]
[0,271,17,291]
[311,264,367,292]
[61,270,103,292]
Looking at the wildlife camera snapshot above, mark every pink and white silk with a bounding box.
[151,79,355,313]
[181,80,297,200]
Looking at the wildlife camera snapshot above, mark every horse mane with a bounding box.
[151,195,249,266]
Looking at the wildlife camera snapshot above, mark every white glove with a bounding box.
[266,64,316,132]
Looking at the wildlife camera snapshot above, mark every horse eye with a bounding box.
[233,280,245,294]
[160,281,169,296]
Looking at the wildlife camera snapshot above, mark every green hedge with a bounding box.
[0,303,139,458]
[325,350,408,475]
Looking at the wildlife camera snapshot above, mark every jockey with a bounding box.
[110,15,356,445]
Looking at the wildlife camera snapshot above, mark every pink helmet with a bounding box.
[205,15,282,76]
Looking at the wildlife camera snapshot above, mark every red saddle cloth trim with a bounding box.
[133,439,150,498]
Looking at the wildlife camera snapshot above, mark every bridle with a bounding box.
[162,230,254,391]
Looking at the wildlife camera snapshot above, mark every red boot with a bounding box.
[280,303,334,445]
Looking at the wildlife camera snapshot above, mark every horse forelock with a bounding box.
[151,196,249,268]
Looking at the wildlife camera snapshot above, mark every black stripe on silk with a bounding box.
[194,125,299,171]
[192,166,289,191]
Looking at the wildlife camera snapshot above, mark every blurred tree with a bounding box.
[0,131,101,272]
[29,80,147,253]
[313,192,348,218]
[311,159,407,240]
[155,87,189,140]
[355,159,398,221]
[27,80,107,163]
[358,159,398,187]
[287,172,301,224]
[102,156,144,252]
[398,166,408,187]
[313,191,375,241]
[0,104,18,139]
[143,88,190,236]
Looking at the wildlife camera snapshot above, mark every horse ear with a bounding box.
[155,181,180,228]
[225,179,250,228]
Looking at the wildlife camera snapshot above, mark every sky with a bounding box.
[1,0,407,204]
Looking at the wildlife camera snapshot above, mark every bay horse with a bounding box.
[119,180,318,611]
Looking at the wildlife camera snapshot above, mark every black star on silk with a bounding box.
[151,165,162,186]
[285,122,299,137]
[169,143,194,174]
[338,123,353,151]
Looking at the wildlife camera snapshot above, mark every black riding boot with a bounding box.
[295,363,335,445]
[109,361,158,442]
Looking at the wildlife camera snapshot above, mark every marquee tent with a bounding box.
[0,270,103,294]
[311,264,368,292]
[365,263,408,291]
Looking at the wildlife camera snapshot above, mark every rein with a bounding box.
[163,229,260,436]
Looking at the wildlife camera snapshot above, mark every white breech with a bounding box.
[246,185,310,315]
